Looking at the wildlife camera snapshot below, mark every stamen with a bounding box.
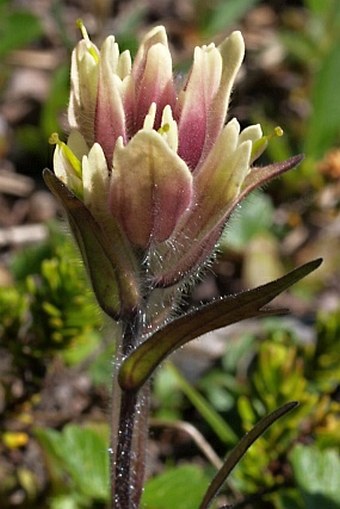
[48,132,61,146]
[76,19,91,44]
[274,126,284,137]
[158,123,170,135]
[251,126,284,160]
[158,105,179,152]
[76,19,99,63]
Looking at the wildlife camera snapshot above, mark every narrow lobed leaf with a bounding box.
[198,402,299,509]
[119,258,322,391]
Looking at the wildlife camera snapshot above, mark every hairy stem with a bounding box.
[114,389,138,508]
[110,314,149,509]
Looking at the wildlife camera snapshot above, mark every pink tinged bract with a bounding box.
[201,31,245,162]
[150,120,252,279]
[177,31,245,171]
[109,130,193,248]
[94,37,127,163]
[177,44,223,170]
[132,26,169,84]
[133,42,176,133]
[68,40,99,146]
[192,119,252,236]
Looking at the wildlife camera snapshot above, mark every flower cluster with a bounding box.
[47,23,296,317]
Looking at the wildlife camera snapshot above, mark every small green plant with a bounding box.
[0,226,102,385]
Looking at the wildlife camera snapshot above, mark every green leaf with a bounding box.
[35,425,109,501]
[142,465,210,509]
[198,402,299,509]
[289,444,340,508]
[119,259,322,391]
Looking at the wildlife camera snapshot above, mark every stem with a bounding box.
[114,389,138,507]
[110,313,149,509]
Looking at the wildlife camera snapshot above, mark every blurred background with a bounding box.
[0,1,339,508]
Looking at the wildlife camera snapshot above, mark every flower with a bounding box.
[45,23,301,316]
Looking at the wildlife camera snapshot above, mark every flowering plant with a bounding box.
[44,22,321,509]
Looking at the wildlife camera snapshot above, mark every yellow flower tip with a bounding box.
[274,126,284,137]
[76,18,99,62]
[76,18,90,43]
[266,126,284,143]
[158,123,170,135]
[49,132,61,146]
[251,126,285,159]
